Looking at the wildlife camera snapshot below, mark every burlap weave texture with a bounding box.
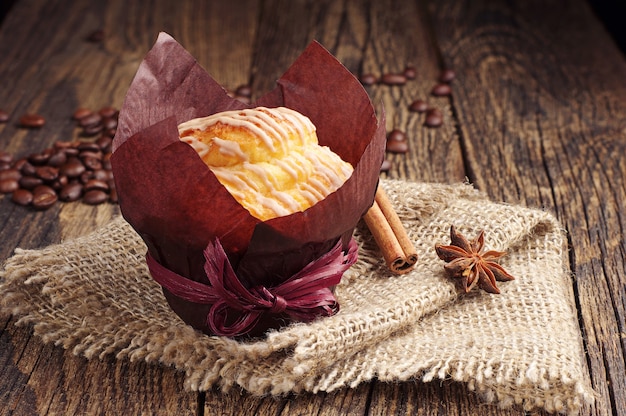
[0,180,595,414]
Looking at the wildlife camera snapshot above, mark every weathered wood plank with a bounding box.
[428,0,626,415]
[351,1,522,414]
[1,320,196,415]
[204,384,372,416]
[0,322,40,416]
[361,0,466,184]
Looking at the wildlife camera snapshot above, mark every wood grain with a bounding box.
[429,1,626,415]
[0,0,623,415]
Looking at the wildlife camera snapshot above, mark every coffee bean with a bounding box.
[28,152,51,166]
[98,106,118,118]
[359,73,378,86]
[431,83,452,96]
[72,108,93,120]
[78,113,102,128]
[47,151,68,167]
[409,99,428,113]
[63,147,80,157]
[32,186,58,210]
[19,176,43,189]
[54,140,77,150]
[33,184,56,196]
[35,166,59,182]
[439,68,456,83]
[386,130,409,153]
[77,142,101,152]
[84,179,109,192]
[386,140,409,153]
[93,169,113,181]
[60,157,87,178]
[0,151,12,164]
[81,150,103,160]
[81,123,104,136]
[18,113,45,128]
[387,129,407,143]
[0,178,19,193]
[11,189,33,206]
[0,109,9,123]
[51,175,68,191]
[86,29,105,43]
[102,117,118,130]
[425,109,443,127]
[427,108,442,117]
[96,136,113,151]
[83,189,108,205]
[80,170,94,183]
[403,66,417,79]
[82,156,102,171]
[381,73,407,86]
[0,162,10,171]
[235,95,251,104]
[235,85,252,98]
[0,168,21,181]
[59,182,83,202]
[17,160,35,176]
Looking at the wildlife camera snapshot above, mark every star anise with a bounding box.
[435,225,515,294]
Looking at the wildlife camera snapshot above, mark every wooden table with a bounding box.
[1,0,624,414]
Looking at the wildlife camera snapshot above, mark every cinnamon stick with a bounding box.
[364,187,418,274]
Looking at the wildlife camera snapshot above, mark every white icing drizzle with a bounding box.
[181,136,210,158]
[212,170,259,193]
[255,194,292,217]
[275,107,315,146]
[297,185,323,205]
[212,137,248,161]
[271,190,300,212]
[274,158,300,181]
[242,162,277,189]
[299,181,326,201]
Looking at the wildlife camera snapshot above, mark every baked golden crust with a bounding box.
[179,107,353,220]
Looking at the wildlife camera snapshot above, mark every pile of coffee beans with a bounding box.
[0,106,119,210]
[72,106,118,137]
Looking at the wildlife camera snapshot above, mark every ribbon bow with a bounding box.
[146,237,358,337]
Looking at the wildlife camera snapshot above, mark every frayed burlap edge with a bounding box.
[0,180,595,414]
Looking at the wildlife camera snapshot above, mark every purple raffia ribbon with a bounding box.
[146,237,358,337]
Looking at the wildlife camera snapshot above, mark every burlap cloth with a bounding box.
[0,180,595,414]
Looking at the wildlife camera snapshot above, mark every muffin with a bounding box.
[178,106,354,221]
[111,33,387,337]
